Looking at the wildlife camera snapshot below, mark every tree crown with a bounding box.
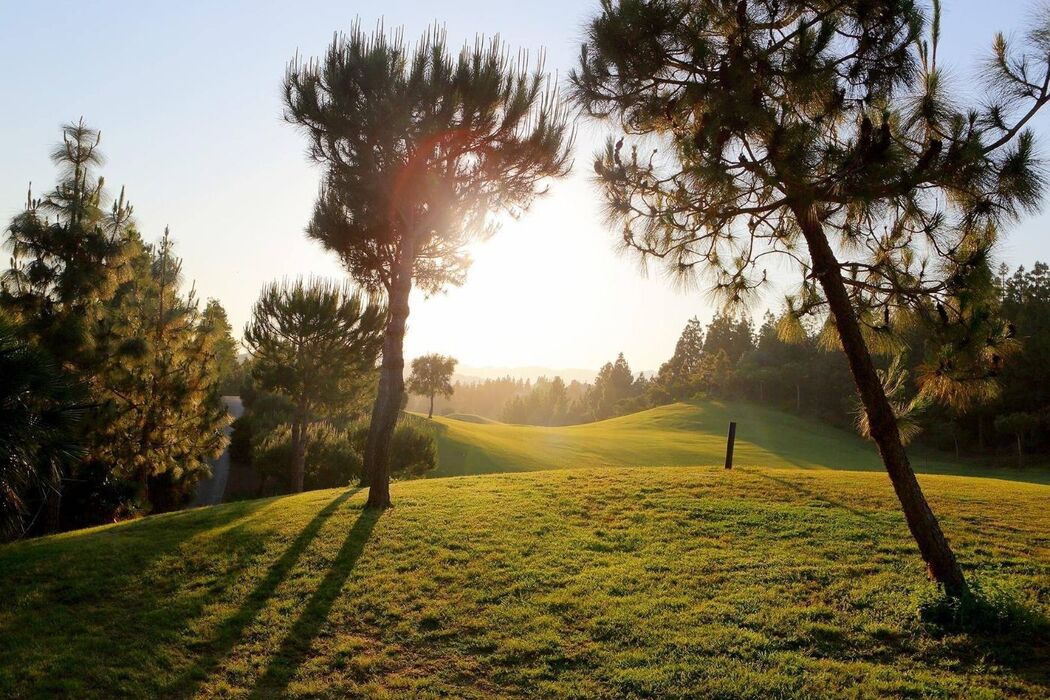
[285,23,575,294]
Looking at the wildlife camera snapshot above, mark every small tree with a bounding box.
[244,278,384,492]
[573,0,1050,597]
[407,354,457,419]
[284,24,573,508]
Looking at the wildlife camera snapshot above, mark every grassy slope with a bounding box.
[429,400,1045,482]
[1,467,1047,698]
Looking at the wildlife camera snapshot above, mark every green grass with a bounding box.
[429,400,1050,483]
[1,467,1047,698]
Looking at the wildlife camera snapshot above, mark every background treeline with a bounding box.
[419,264,1050,467]
[0,123,237,539]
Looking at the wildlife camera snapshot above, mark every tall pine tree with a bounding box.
[572,0,1050,595]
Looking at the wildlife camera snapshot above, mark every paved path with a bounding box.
[192,396,244,507]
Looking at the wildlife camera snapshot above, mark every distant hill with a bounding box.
[428,400,1048,484]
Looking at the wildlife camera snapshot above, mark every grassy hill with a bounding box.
[1,467,1047,698]
[428,400,1042,482]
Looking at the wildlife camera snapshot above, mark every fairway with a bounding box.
[1,467,1046,698]
[428,400,1039,482]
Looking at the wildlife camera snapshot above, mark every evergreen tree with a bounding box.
[92,230,232,510]
[1,121,135,524]
[284,24,573,507]
[572,0,1050,595]
[702,314,755,364]
[589,353,639,419]
[244,278,385,492]
[653,317,705,401]
[201,299,240,395]
[406,354,457,419]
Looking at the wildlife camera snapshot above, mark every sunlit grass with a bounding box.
[1,467,1047,698]
[428,400,1048,483]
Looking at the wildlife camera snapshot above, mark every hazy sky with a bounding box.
[3,1,1049,371]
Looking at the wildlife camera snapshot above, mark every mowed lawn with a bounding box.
[1,467,1047,698]
[428,400,1044,482]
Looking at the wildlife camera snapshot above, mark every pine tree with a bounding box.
[572,0,1050,596]
[284,24,573,508]
[92,230,232,510]
[201,299,240,395]
[1,121,135,525]
[589,353,639,419]
[406,354,458,419]
[654,317,705,401]
[244,278,385,493]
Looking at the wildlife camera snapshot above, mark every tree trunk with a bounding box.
[364,238,415,509]
[428,394,435,419]
[795,383,801,412]
[793,204,968,598]
[1016,433,1023,468]
[44,487,62,534]
[290,417,307,493]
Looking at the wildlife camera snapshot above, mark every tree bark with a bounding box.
[793,204,968,598]
[364,237,415,509]
[428,394,434,419]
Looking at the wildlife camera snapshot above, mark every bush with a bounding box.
[305,424,362,489]
[389,423,437,478]
[252,423,362,491]
[915,579,1048,637]
[347,418,438,481]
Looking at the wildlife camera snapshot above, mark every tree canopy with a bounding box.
[244,277,384,492]
[407,354,458,418]
[571,0,1050,597]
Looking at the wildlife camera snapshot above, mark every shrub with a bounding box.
[915,579,1048,637]
[389,423,437,478]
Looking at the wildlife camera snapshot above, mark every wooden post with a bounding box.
[724,421,736,470]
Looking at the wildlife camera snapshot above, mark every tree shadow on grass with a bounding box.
[168,488,360,697]
[752,469,874,520]
[249,505,382,698]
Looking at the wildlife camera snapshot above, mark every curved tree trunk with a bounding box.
[364,239,414,509]
[428,394,435,419]
[794,204,968,598]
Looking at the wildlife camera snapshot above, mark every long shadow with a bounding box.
[169,488,359,697]
[752,470,874,520]
[249,506,382,698]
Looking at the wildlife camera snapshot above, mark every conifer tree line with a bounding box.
[0,122,236,537]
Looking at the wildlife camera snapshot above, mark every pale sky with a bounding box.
[3,1,1049,370]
